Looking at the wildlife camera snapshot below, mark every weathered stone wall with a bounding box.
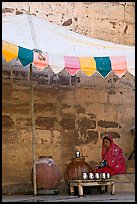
[2,2,135,45]
[2,64,135,194]
[2,2,135,194]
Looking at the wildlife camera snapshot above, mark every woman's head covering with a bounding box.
[103,135,113,143]
[102,134,114,159]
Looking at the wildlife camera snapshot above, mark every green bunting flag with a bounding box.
[18,46,34,67]
[94,57,112,78]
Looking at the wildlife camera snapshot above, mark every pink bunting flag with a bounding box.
[33,52,49,71]
[110,56,127,78]
[64,56,80,75]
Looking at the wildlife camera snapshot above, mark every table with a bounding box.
[69,179,115,196]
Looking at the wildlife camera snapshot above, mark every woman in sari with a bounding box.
[94,135,126,176]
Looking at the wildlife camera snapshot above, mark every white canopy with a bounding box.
[2,14,135,76]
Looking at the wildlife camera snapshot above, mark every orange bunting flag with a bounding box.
[110,56,127,78]
[33,52,49,71]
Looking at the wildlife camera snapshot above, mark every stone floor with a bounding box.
[2,192,135,202]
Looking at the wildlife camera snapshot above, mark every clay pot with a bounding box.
[31,156,61,190]
[64,157,91,184]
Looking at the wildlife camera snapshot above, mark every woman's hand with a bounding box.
[97,160,107,169]
[101,159,107,167]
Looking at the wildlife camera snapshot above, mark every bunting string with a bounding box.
[2,40,128,78]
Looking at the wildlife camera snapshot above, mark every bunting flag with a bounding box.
[110,56,127,78]
[64,56,80,75]
[94,57,112,78]
[79,57,96,76]
[2,40,18,62]
[48,53,65,74]
[33,52,49,71]
[18,46,34,67]
[2,40,133,78]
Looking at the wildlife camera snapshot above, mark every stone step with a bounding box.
[114,182,135,192]
[2,183,33,195]
[126,159,135,166]
[107,182,135,193]
[112,173,135,182]
[126,159,135,173]
[107,173,135,193]
[126,167,135,174]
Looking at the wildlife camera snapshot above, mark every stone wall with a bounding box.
[2,63,135,194]
[2,2,135,194]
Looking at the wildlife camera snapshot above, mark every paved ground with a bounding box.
[2,192,135,202]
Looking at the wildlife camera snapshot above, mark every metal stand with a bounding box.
[30,63,37,195]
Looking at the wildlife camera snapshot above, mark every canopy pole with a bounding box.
[30,63,37,195]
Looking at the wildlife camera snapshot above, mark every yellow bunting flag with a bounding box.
[2,41,18,62]
[79,57,96,76]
